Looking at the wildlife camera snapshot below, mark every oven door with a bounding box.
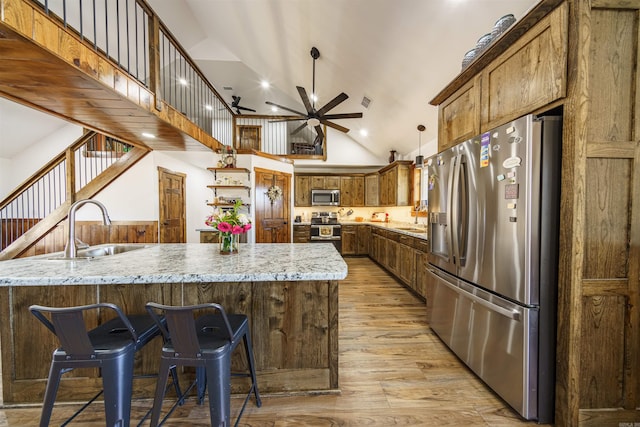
[310,225,342,253]
[310,225,339,239]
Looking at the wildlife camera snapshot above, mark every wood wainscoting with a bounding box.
[17,221,158,258]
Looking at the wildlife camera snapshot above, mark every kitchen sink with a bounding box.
[49,244,152,260]
[394,227,427,233]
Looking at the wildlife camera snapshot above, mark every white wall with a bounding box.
[75,150,294,243]
[294,128,387,168]
[0,123,83,197]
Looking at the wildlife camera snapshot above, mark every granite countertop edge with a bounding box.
[0,243,348,287]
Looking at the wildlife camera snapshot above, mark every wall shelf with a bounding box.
[207,168,252,213]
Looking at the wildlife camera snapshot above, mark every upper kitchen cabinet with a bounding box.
[340,176,365,207]
[433,2,568,152]
[479,4,567,130]
[365,173,379,206]
[311,175,341,190]
[294,175,311,207]
[379,161,412,206]
[438,76,481,151]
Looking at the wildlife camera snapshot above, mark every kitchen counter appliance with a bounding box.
[311,189,340,206]
[426,114,561,423]
[310,212,341,253]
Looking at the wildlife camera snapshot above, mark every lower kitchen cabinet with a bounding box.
[341,224,370,256]
[369,227,427,300]
[397,241,417,287]
[356,225,370,254]
[293,225,310,243]
[342,225,357,255]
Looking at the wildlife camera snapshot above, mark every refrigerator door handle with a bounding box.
[427,267,521,322]
[450,154,460,265]
[445,155,456,266]
[458,154,469,267]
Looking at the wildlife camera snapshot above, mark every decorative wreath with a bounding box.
[267,185,283,203]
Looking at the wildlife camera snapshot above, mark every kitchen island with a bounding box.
[0,243,347,405]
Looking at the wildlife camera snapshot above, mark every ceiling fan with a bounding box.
[266,47,363,146]
[229,95,256,115]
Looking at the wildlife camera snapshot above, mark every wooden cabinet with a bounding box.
[341,224,370,256]
[435,4,568,152]
[397,241,417,288]
[340,176,364,207]
[341,225,357,255]
[480,5,567,130]
[311,176,340,189]
[379,161,412,206]
[385,235,399,275]
[438,76,481,151]
[293,225,310,243]
[369,227,428,299]
[356,225,370,255]
[365,173,379,206]
[294,175,311,207]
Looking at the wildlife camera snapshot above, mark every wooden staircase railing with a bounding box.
[0,132,150,260]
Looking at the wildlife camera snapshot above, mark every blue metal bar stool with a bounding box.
[29,303,176,427]
[145,302,262,427]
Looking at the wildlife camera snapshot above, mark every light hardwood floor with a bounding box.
[0,257,548,426]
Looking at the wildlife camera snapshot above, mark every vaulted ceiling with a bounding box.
[148,0,537,159]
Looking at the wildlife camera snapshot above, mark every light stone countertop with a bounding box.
[0,243,348,286]
[335,220,429,240]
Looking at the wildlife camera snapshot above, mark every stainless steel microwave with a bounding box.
[311,189,340,206]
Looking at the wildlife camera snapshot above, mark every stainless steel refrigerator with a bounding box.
[426,114,561,423]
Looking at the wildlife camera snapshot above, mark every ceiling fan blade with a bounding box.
[269,117,307,123]
[237,106,256,112]
[265,101,307,117]
[321,112,363,120]
[320,119,349,133]
[296,86,314,114]
[314,125,324,146]
[291,122,308,135]
[316,92,348,116]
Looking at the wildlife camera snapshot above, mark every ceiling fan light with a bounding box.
[307,118,321,127]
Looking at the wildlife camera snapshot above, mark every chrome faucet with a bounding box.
[64,199,112,258]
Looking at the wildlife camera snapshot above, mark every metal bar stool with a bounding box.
[29,303,178,427]
[145,302,262,427]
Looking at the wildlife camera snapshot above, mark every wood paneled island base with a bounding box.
[0,243,346,404]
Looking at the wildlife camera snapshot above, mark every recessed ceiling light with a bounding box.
[270,105,278,112]
[311,93,318,103]
[260,80,270,89]
[142,132,156,138]
[359,129,368,137]
[179,78,188,86]
[205,105,213,111]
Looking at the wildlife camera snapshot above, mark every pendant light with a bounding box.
[415,124,426,167]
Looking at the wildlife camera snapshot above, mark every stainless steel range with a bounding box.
[310,212,341,253]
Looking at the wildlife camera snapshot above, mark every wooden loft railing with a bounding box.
[0,0,232,152]
[0,132,149,260]
[0,0,326,159]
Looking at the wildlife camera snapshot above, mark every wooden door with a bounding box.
[158,167,186,243]
[237,125,261,151]
[255,168,291,243]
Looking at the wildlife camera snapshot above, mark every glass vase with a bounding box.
[219,233,239,255]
